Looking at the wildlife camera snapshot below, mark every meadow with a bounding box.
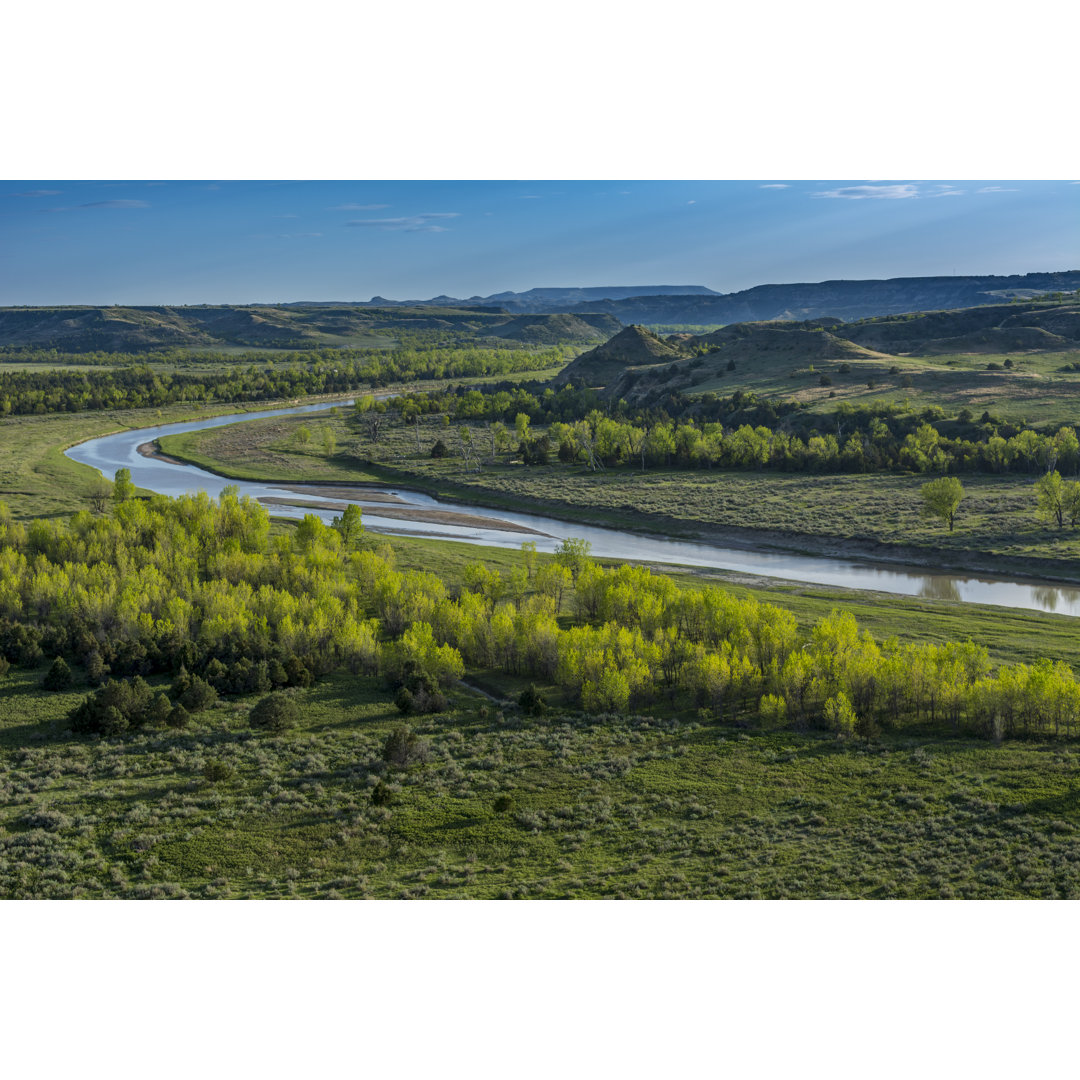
[7,660,1080,900]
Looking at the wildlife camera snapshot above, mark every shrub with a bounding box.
[69,676,153,735]
[84,650,107,686]
[518,684,548,716]
[250,692,301,733]
[165,703,190,729]
[179,676,217,713]
[493,795,514,813]
[203,760,236,783]
[0,654,10,679]
[394,687,415,715]
[430,439,449,458]
[285,656,313,688]
[147,693,172,726]
[371,782,394,806]
[42,657,74,691]
[819,375,832,387]
[382,725,429,767]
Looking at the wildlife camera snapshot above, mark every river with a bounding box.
[63,399,1080,618]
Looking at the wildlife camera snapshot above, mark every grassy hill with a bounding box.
[559,302,1080,421]
[0,305,621,353]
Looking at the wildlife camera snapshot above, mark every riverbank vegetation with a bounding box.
[158,405,1080,574]
[5,487,1080,899]
[0,346,568,416]
[2,487,1079,741]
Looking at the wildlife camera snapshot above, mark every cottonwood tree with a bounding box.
[331,503,363,549]
[112,468,134,505]
[1035,471,1080,529]
[920,476,964,531]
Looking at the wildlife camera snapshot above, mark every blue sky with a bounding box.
[1,180,1076,305]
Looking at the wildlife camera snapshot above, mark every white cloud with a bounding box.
[976,186,1019,193]
[759,183,790,189]
[279,232,322,238]
[5,189,63,198]
[813,184,920,200]
[518,194,543,199]
[687,200,696,205]
[331,203,390,210]
[345,212,459,233]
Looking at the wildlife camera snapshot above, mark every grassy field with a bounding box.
[7,657,1080,900]
[158,408,1080,578]
[690,348,1080,425]
[8,390,1080,901]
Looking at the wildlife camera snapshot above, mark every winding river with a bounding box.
[64,399,1080,618]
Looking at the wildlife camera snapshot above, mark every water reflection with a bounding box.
[918,577,962,603]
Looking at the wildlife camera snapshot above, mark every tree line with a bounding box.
[383,382,1080,478]
[0,346,566,415]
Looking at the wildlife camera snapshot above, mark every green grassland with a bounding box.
[8,384,1080,901]
[7,653,1080,900]
[159,409,1080,578]
[688,349,1080,425]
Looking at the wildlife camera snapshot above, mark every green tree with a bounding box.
[921,476,964,531]
[42,656,73,691]
[250,692,301,732]
[1035,470,1072,529]
[112,467,134,505]
[554,537,593,582]
[332,503,363,549]
[322,427,337,457]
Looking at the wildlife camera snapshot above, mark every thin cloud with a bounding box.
[928,184,966,197]
[279,232,322,238]
[6,189,63,198]
[814,184,920,200]
[759,183,790,189]
[345,212,459,233]
[518,195,543,199]
[44,199,150,212]
[331,203,390,211]
[687,200,696,205]
[977,185,1019,194]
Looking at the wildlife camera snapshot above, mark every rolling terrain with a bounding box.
[0,304,620,353]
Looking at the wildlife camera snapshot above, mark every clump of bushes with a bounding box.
[430,439,449,458]
[69,677,155,735]
[249,691,301,733]
[518,684,548,716]
[171,668,218,713]
[392,664,448,716]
